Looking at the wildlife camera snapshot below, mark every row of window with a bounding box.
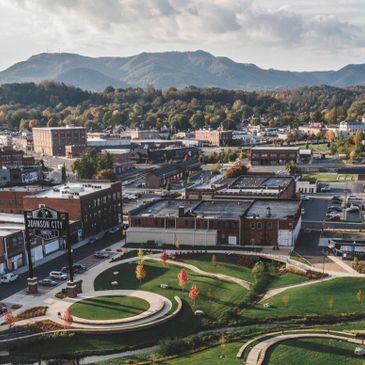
[250,221,272,230]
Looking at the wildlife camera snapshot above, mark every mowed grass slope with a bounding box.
[263,338,362,365]
[94,259,247,323]
[70,295,150,320]
[246,277,365,319]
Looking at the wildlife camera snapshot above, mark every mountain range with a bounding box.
[1,50,365,91]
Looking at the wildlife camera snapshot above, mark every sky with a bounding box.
[0,0,364,71]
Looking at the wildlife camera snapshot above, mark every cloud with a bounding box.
[0,0,364,69]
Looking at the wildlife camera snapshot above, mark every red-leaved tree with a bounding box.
[63,308,73,329]
[189,284,200,307]
[178,268,188,290]
[160,250,168,266]
[4,310,14,328]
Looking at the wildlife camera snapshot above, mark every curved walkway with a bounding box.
[241,330,363,365]
[146,256,252,289]
[259,276,335,303]
[46,290,171,329]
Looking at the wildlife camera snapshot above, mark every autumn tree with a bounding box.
[136,262,146,284]
[63,308,73,329]
[353,256,360,272]
[178,268,188,290]
[282,294,289,308]
[328,297,334,310]
[356,289,364,304]
[207,288,214,301]
[188,284,200,306]
[4,310,14,328]
[95,168,117,181]
[211,254,217,267]
[160,250,168,266]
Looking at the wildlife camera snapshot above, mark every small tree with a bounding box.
[219,334,226,358]
[211,254,217,267]
[4,310,14,328]
[136,262,146,285]
[357,289,364,304]
[160,250,168,266]
[328,297,334,310]
[353,256,360,272]
[63,308,73,329]
[188,284,200,307]
[282,294,289,308]
[178,268,188,290]
[137,248,144,261]
[175,239,180,250]
[207,288,214,301]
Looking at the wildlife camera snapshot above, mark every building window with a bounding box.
[267,222,272,230]
[257,222,262,230]
[250,222,255,230]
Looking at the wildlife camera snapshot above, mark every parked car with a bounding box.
[88,237,97,244]
[0,303,7,315]
[301,195,310,201]
[49,271,68,280]
[331,195,342,201]
[122,223,129,230]
[94,251,110,259]
[39,278,58,286]
[328,214,341,221]
[109,227,120,234]
[1,273,18,284]
[61,264,87,274]
[301,208,305,214]
[326,211,339,218]
[327,206,342,212]
[346,205,360,213]
[320,185,331,192]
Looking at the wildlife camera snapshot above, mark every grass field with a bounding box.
[70,295,150,320]
[246,277,365,319]
[180,254,255,282]
[302,172,358,182]
[263,338,361,365]
[266,272,309,289]
[94,259,247,324]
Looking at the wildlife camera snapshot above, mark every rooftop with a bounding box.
[0,185,46,193]
[33,126,85,130]
[245,200,300,219]
[30,182,116,199]
[193,200,252,219]
[251,146,299,151]
[131,200,198,218]
[230,176,292,189]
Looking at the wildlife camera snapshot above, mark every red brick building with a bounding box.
[127,198,301,247]
[23,181,122,237]
[250,147,299,166]
[0,147,35,167]
[0,229,25,274]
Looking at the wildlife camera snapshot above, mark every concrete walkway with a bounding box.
[244,332,363,365]
[146,256,252,289]
[45,290,171,329]
[328,255,360,276]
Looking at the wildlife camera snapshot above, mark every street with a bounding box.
[0,233,123,301]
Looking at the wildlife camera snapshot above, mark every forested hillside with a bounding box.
[1,82,365,132]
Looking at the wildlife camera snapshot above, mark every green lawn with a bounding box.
[70,295,150,320]
[302,172,358,182]
[94,259,247,325]
[180,254,255,283]
[246,277,365,319]
[267,272,309,290]
[97,342,243,365]
[263,338,362,365]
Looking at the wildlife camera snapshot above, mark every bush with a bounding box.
[158,337,189,356]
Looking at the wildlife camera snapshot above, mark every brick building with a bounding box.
[33,126,87,156]
[250,147,299,166]
[0,229,25,274]
[0,186,47,214]
[127,198,301,247]
[130,129,160,140]
[23,182,122,237]
[195,129,232,146]
[186,176,295,200]
[0,147,35,167]
[101,149,133,174]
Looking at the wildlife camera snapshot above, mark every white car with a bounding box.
[1,273,18,284]
[301,195,310,201]
[49,271,68,280]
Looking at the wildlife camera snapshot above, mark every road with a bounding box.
[0,233,123,301]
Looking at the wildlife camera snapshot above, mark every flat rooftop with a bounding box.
[230,176,292,189]
[251,146,299,151]
[31,182,116,199]
[0,185,46,193]
[33,126,85,130]
[193,200,252,219]
[245,200,300,219]
[132,200,198,217]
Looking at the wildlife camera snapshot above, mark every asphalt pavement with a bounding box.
[0,233,123,301]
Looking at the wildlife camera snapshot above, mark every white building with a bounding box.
[296,177,318,194]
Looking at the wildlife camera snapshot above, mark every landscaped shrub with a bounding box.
[158,337,190,356]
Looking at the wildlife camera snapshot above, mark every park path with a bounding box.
[146,256,252,290]
[259,276,335,303]
[243,331,363,365]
